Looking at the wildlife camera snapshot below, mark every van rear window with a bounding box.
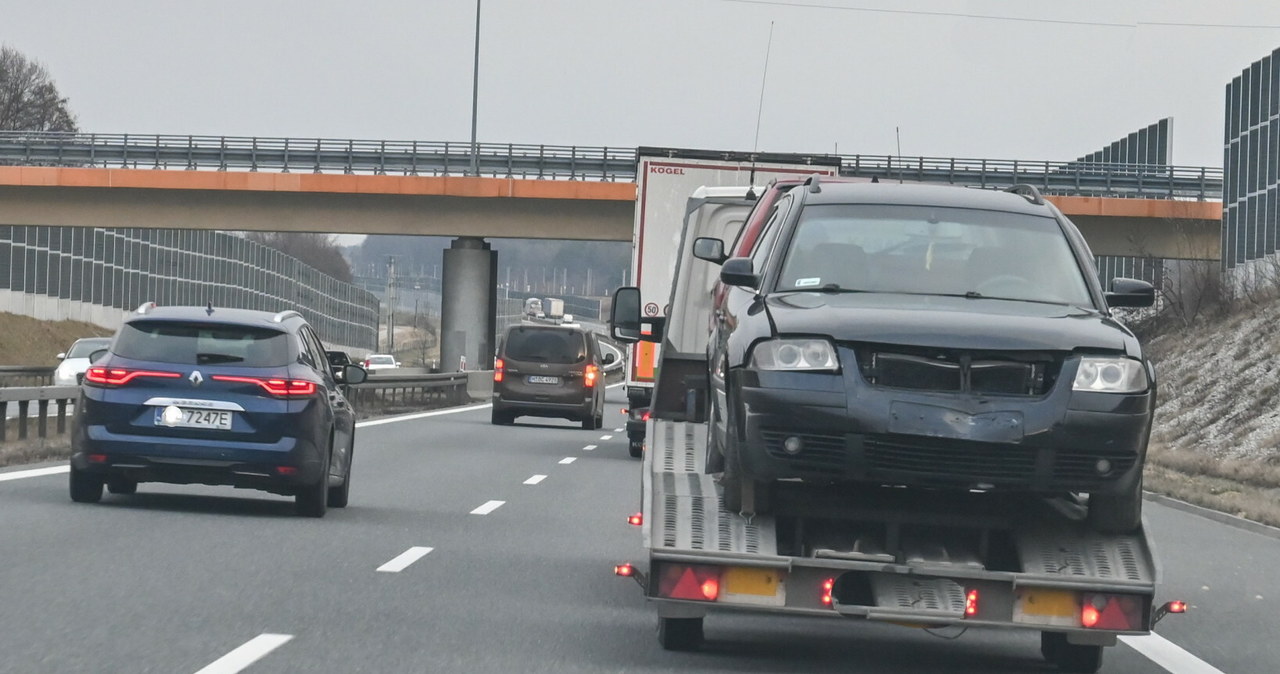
[504,328,586,365]
[114,321,290,367]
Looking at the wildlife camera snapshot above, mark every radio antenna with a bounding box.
[747,20,775,199]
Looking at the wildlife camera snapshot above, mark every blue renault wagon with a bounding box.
[69,303,367,517]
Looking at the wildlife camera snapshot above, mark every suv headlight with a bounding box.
[1073,356,1146,393]
[750,339,839,372]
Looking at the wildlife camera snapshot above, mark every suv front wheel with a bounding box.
[1086,476,1143,534]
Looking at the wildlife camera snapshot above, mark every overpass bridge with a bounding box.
[0,131,1225,370]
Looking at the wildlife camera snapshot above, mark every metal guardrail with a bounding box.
[0,385,78,442]
[0,366,55,388]
[346,372,470,413]
[0,131,1223,200]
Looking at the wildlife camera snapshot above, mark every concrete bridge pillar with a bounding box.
[440,237,497,372]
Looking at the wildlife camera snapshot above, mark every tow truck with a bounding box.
[609,184,1183,673]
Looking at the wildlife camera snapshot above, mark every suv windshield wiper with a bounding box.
[196,352,245,364]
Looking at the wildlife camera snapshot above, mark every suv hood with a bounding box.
[765,292,1137,354]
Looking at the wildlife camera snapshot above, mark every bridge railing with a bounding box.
[0,131,1223,200]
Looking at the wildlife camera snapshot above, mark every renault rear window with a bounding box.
[113,321,291,367]
[503,328,586,364]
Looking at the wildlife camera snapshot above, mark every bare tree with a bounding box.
[0,45,77,132]
[244,231,354,283]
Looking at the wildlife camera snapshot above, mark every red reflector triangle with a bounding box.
[1096,599,1133,630]
[668,568,708,601]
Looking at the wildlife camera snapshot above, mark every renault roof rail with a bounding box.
[1005,184,1045,205]
[805,174,821,193]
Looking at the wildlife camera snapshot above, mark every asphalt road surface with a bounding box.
[0,386,1272,673]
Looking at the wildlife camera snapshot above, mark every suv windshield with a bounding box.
[777,204,1093,307]
[113,321,290,367]
[66,338,111,358]
[504,328,586,364]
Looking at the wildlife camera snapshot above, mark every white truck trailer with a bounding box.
[623,148,838,452]
[608,184,1184,673]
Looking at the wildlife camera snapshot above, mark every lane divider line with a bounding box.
[559,457,577,465]
[376,546,434,573]
[613,427,624,432]
[0,465,69,482]
[470,500,506,515]
[355,402,493,428]
[523,475,547,485]
[194,633,293,674]
[1120,633,1224,674]
[583,445,597,451]
[600,435,613,440]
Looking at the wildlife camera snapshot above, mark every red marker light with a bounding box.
[965,589,979,617]
[821,578,835,606]
[620,408,629,415]
[1081,604,1101,628]
[642,411,651,421]
[275,466,298,476]
[614,563,634,577]
[627,513,643,526]
[1168,601,1187,614]
[88,454,108,463]
[700,578,720,601]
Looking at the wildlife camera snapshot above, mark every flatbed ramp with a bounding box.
[637,419,1159,634]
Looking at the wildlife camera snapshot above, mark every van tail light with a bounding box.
[494,358,505,383]
[1080,593,1142,630]
[84,367,181,387]
[210,375,317,397]
[584,364,599,388]
[656,564,721,602]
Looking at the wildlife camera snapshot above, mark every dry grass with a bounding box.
[0,312,113,366]
[0,436,71,468]
[1146,442,1280,528]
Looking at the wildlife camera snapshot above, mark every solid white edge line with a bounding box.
[0,465,69,482]
[355,402,492,428]
[559,457,577,465]
[1120,633,1225,674]
[583,445,597,451]
[470,499,505,515]
[194,633,293,674]
[523,475,547,485]
[376,546,434,573]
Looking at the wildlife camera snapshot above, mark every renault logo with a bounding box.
[189,370,204,387]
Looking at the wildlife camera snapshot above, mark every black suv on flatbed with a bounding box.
[698,181,1156,532]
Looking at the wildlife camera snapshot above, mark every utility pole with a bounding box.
[469,0,482,177]
[385,256,397,353]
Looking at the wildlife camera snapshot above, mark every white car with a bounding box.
[54,337,113,385]
[362,354,400,371]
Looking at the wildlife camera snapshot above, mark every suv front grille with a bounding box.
[855,345,1061,396]
[863,434,1037,483]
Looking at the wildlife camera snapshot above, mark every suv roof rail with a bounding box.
[273,310,303,323]
[135,302,157,314]
[805,174,821,193]
[1005,184,1045,205]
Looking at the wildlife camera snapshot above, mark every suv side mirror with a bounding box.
[1106,277,1155,308]
[343,364,368,385]
[693,237,728,264]
[720,257,760,289]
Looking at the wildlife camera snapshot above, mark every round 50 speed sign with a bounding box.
[643,302,660,316]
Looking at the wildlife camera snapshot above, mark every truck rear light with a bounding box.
[1167,600,1186,614]
[1080,593,1141,630]
[210,375,317,397]
[657,564,722,602]
[584,364,599,388]
[494,358,505,383]
[642,410,651,421]
[84,367,181,387]
[627,513,643,526]
[965,589,979,617]
[614,563,634,577]
[821,578,835,606]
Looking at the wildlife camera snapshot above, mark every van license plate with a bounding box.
[155,407,233,430]
[526,376,560,385]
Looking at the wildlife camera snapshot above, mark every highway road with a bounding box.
[0,386,1272,673]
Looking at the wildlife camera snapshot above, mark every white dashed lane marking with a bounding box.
[600,435,613,441]
[376,547,434,573]
[583,445,597,451]
[559,457,577,465]
[524,474,547,485]
[194,633,293,674]
[470,500,506,515]
[613,427,624,432]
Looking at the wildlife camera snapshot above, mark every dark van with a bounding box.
[492,324,612,429]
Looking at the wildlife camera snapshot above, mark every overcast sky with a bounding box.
[5,1,1280,169]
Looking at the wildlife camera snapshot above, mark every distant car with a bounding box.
[491,324,613,429]
[54,337,113,385]
[68,303,368,517]
[362,354,400,371]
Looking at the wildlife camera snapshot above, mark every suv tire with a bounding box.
[328,440,352,509]
[69,465,103,503]
[296,449,331,518]
[1086,476,1143,534]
